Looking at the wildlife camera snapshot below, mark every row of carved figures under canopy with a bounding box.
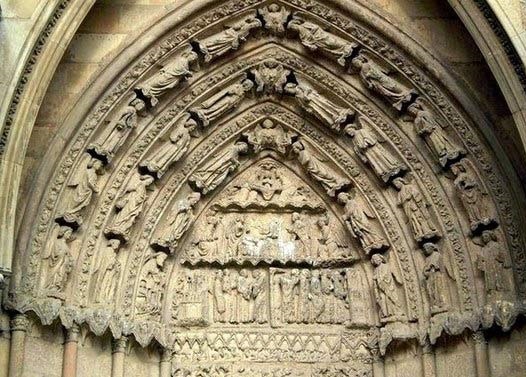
[20,0,522,355]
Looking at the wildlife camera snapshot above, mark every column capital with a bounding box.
[472,331,487,345]
[112,336,128,354]
[10,313,28,332]
[65,324,81,343]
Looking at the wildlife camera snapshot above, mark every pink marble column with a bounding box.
[8,314,28,377]
[62,324,80,377]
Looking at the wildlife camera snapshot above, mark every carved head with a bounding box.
[291,140,304,154]
[371,253,385,266]
[131,98,146,112]
[284,82,298,95]
[291,269,300,276]
[317,213,330,226]
[407,99,425,116]
[311,270,320,278]
[108,239,121,250]
[337,192,350,205]
[140,174,155,186]
[235,141,249,154]
[391,177,405,190]
[88,158,104,172]
[268,3,280,12]
[156,252,168,266]
[59,226,74,240]
[261,119,275,129]
[291,212,301,222]
[481,230,497,245]
[187,192,201,206]
[252,270,261,278]
[240,269,249,277]
[288,15,305,30]
[241,79,254,91]
[451,160,467,176]
[182,49,198,62]
[422,242,438,256]
[344,124,358,137]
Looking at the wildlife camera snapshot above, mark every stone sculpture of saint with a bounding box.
[317,213,350,259]
[105,174,155,242]
[309,270,325,323]
[136,49,198,106]
[292,140,349,197]
[285,82,354,131]
[287,212,312,260]
[189,142,249,194]
[288,14,358,66]
[476,230,510,297]
[345,118,407,183]
[153,192,201,253]
[332,270,349,324]
[258,4,290,35]
[135,252,168,317]
[252,270,267,324]
[352,54,416,111]
[88,99,146,162]
[371,253,404,321]
[42,225,75,296]
[407,99,465,167]
[237,269,252,323]
[451,159,497,233]
[392,177,441,243]
[140,116,198,178]
[59,156,104,226]
[337,192,389,254]
[212,270,226,322]
[278,269,300,323]
[190,79,253,127]
[422,242,452,314]
[91,238,121,304]
[196,12,262,62]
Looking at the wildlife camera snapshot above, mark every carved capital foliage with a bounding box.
[11,0,525,365]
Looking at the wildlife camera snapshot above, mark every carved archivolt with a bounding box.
[10,0,525,369]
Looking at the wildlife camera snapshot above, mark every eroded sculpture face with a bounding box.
[11,1,524,376]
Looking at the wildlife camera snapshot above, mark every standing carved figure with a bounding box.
[371,253,404,321]
[287,212,312,259]
[298,270,311,323]
[407,99,465,167]
[91,239,121,304]
[288,14,358,66]
[317,213,350,259]
[191,79,253,127]
[309,270,325,323]
[278,269,300,323]
[105,174,155,241]
[422,243,451,314]
[136,49,198,106]
[337,192,389,254]
[345,118,407,183]
[352,54,416,111]
[195,13,262,62]
[59,156,104,225]
[135,252,168,317]
[153,192,201,253]
[320,270,334,323]
[292,140,349,197]
[285,82,354,131]
[258,4,290,35]
[392,177,441,243]
[88,99,146,162]
[140,115,198,178]
[451,159,497,233]
[477,230,510,297]
[237,269,252,323]
[252,270,267,324]
[332,270,349,324]
[189,142,249,194]
[212,270,226,322]
[42,226,75,296]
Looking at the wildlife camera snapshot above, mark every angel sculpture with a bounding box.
[476,230,511,298]
[189,142,249,194]
[135,252,168,317]
[251,60,291,94]
[407,98,466,168]
[104,174,155,242]
[152,192,201,253]
[371,253,404,321]
[190,79,253,127]
[345,117,407,183]
[91,238,121,304]
[140,115,198,178]
[88,99,146,162]
[195,12,262,62]
[292,140,349,197]
[337,192,389,254]
[392,177,441,243]
[316,213,351,259]
[136,49,198,106]
[58,155,104,226]
[288,14,358,66]
[422,242,454,314]
[451,159,497,234]
[244,119,295,155]
[285,82,354,132]
[258,4,290,35]
[352,54,416,111]
[42,225,75,297]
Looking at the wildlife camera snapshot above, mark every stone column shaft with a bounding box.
[422,342,437,377]
[111,336,128,377]
[62,324,80,377]
[8,314,28,377]
[159,349,171,377]
[473,331,491,377]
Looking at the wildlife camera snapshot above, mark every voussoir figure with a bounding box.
[288,14,358,66]
[422,242,451,314]
[195,12,262,62]
[136,49,198,106]
[190,79,254,127]
[189,142,249,194]
[42,225,75,297]
[371,253,404,321]
[91,239,121,304]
